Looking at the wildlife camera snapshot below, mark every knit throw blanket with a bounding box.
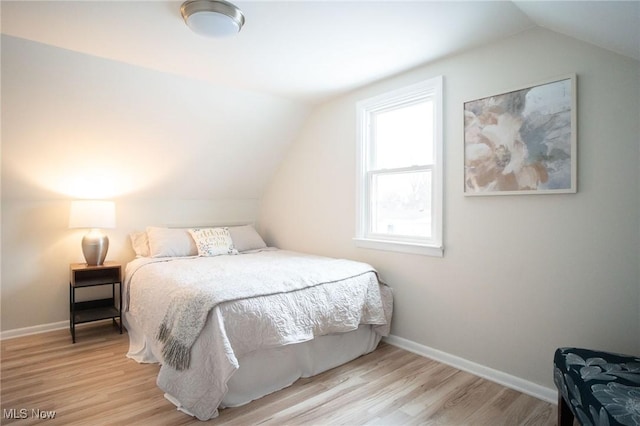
[153,251,376,371]
[157,286,217,371]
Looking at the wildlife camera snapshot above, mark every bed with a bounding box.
[122,225,393,420]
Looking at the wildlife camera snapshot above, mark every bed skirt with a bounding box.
[123,311,381,418]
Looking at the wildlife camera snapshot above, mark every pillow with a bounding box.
[188,227,238,257]
[129,231,150,257]
[146,227,198,258]
[228,224,267,252]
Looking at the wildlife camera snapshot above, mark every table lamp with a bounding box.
[69,200,116,266]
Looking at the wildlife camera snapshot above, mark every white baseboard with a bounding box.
[383,334,557,404]
[1,321,68,341]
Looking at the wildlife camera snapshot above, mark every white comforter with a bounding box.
[124,249,392,420]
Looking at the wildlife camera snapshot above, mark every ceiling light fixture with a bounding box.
[181,0,245,38]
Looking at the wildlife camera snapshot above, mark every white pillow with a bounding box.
[228,225,267,252]
[129,231,150,257]
[146,227,198,258]
[188,227,238,257]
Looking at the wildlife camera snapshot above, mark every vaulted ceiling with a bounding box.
[3,1,638,105]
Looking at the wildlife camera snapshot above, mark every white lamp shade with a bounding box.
[69,201,116,229]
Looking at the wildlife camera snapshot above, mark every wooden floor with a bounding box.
[1,322,556,425]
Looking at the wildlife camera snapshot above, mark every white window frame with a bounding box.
[354,76,443,257]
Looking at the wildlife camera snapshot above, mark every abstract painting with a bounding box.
[464,75,576,195]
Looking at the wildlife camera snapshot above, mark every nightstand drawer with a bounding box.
[70,262,121,287]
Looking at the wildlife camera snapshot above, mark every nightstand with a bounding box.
[69,262,122,343]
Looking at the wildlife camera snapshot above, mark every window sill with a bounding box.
[353,238,443,257]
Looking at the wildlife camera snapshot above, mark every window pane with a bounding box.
[371,170,432,238]
[373,101,433,169]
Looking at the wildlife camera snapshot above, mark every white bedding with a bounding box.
[124,249,393,420]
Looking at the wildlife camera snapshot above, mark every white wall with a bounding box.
[258,28,640,392]
[0,35,309,332]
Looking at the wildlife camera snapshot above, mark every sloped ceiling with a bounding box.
[1,1,638,201]
[2,1,638,104]
[1,1,539,103]
[513,1,639,62]
[1,34,309,200]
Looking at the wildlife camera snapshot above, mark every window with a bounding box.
[354,76,443,257]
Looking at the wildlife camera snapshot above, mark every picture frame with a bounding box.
[464,74,577,196]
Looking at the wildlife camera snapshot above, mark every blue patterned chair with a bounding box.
[553,347,640,426]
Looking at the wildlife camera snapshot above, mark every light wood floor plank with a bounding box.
[1,322,556,425]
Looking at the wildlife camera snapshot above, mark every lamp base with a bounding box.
[82,230,109,266]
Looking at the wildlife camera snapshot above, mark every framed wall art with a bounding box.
[464,74,577,196]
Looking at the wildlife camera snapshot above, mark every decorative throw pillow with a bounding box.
[129,231,150,257]
[188,227,238,257]
[146,227,198,258]
[228,224,267,252]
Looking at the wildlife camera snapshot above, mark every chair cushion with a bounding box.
[553,347,640,426]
